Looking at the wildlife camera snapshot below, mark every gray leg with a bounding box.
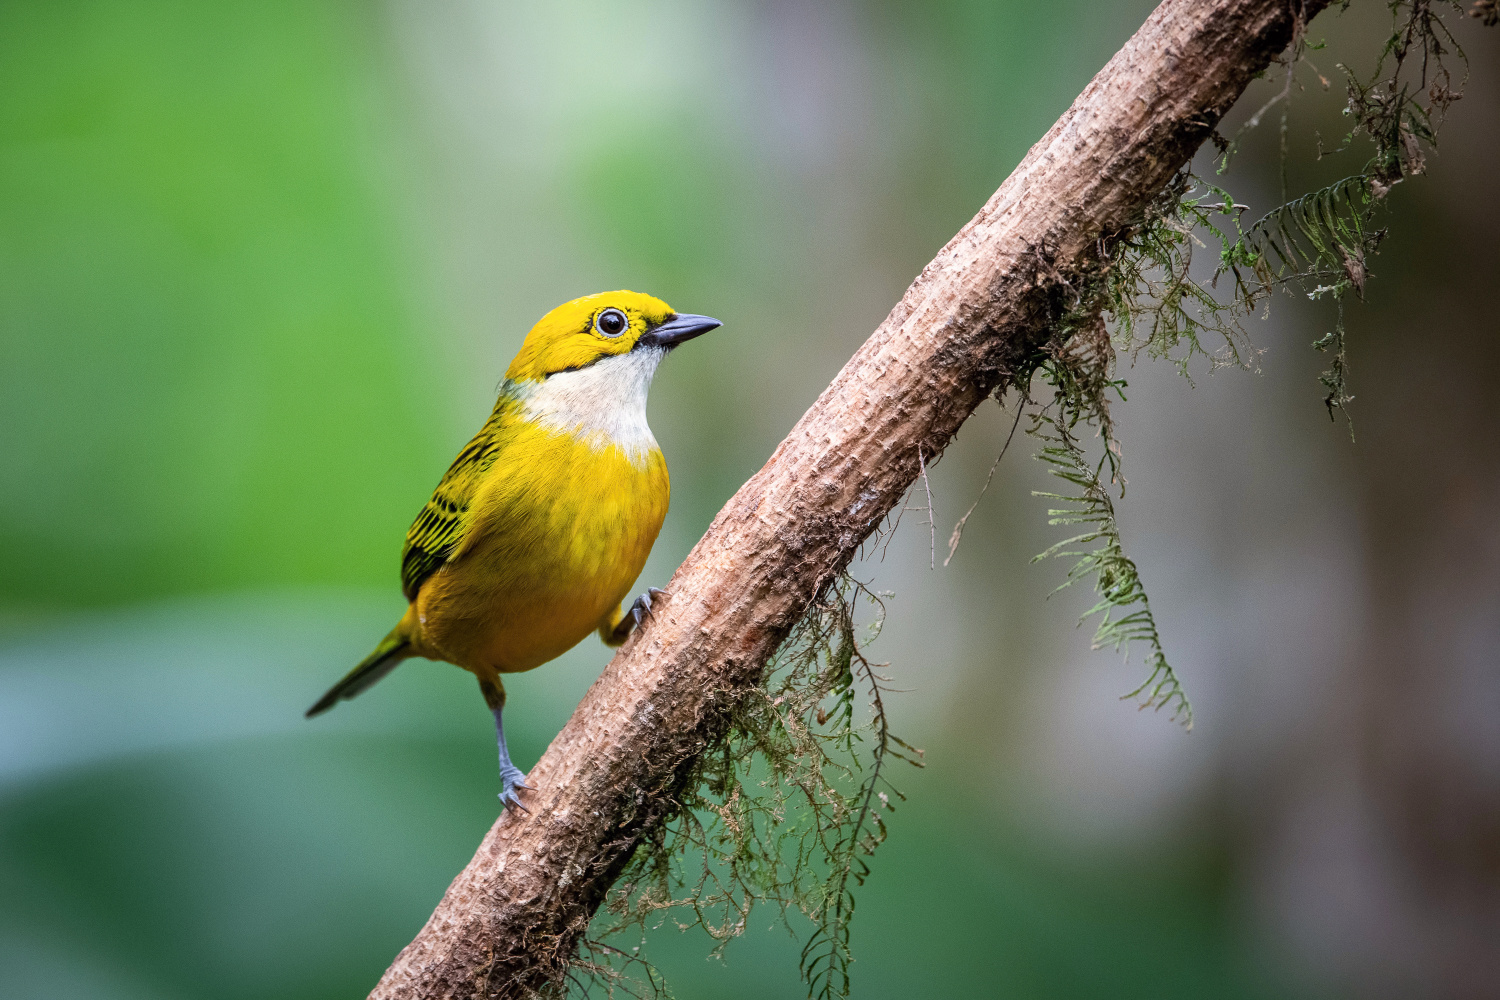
[480,678,533,812]
[492,706,534,812]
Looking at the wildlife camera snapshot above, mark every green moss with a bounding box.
[584,579,920,1000]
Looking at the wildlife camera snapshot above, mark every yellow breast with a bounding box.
[411,358,671,678]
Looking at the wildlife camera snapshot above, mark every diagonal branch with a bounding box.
[369,1,1328,996]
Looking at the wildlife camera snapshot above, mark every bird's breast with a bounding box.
[416,420,670,674]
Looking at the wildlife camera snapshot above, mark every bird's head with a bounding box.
[505,291,721,383]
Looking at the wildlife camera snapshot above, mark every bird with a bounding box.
[305,290,722,811]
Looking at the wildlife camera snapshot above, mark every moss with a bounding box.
[574,579,918,1000]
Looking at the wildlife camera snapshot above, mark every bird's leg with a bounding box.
[479,677,533,812]
[608,587,670,645]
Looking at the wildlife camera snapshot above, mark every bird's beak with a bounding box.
[641,313,722,349]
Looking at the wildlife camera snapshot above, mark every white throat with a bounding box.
[517,347,665,466]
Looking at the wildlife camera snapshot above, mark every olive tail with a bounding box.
[306,629,411,718]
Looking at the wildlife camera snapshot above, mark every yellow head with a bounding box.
[505,291,721,382]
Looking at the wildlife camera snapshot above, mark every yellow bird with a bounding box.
[306,291,722,810]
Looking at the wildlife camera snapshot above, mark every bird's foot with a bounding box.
[627,587,669,632]
[606,588,670,645]
[498,766,535,814]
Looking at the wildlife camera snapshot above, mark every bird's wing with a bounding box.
[400,419,507,601]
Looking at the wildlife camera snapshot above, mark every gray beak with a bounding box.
[641,313,722,349]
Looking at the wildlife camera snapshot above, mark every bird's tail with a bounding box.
[306,627,411,718]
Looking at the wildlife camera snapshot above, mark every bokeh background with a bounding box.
[3,2,1498,998]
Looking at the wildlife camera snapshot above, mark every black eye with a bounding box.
[595,308,628,337]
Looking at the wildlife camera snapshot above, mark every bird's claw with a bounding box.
[498,768,534,813]
[628,587,670,630]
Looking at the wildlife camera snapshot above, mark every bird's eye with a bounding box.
[595,308,628,337]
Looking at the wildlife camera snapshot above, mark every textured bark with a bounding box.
[370,1,1328,996]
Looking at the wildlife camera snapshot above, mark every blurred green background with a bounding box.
[4,2,1499,998]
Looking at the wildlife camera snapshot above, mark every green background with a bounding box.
[5,2,1499,998]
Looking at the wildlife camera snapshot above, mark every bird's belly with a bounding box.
[415,429,668,676]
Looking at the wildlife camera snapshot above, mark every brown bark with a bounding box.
[370,1,1327,996]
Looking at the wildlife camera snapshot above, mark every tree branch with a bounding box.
[369,1,1327,996]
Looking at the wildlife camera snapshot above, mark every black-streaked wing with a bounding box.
[400,422,505,601]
